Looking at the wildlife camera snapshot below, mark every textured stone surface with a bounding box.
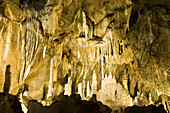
[0,0,169,112]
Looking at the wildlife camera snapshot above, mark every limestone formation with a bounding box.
[0,0,169,112]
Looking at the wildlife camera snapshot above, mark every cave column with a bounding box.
[122,68,128,90]
[64,76,72,96]
[82,79,86,99]
[97,46,100,62]
[92,70,97,95]
[47,57,54,99]
[86,81,91,98]
[78,82,83,97]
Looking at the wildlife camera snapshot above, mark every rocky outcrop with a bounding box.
[27,94,112,113]
[124,104,167,113]
[0,93,23,113]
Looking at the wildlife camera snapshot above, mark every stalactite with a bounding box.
[97,46,99,62]
[105,49,108,62]
[121,44,123,54]
[114,39,116,57]
[35,27,39,51]
[23,64,31,81]
[111,41,114,56]
[21,37,25,54]
[19,62,25,83]
[0,26,4,41]
[3,22,11,61]
[7,5,13,20]
[43,45,47,59]
[109,40,111,58]
[105,39,108,61]
[93,46,95,59]
[78,64,84,84]
[101,56,104,79]
[82,11,88,40]
[119,43,121,55]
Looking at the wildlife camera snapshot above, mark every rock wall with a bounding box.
[0,0,169,111]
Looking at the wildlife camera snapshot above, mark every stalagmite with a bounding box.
[86,81,90,97]
[82,79,86,98]
[47,58,54,99]
[78,82,83,97]
[105,74,108,80]
[108,71,112,79]
[64,77,72,96]
[19,93,28,113]
[161,94,170,113]
[53,63,58,82]
[78,48,80,59]
[123,68,128,90]
[23,90,29,97]
[113,75,116,84]
[134,96,138,105]
[149,93,154,104]
[101,56,104,79]
[92,70,97,94]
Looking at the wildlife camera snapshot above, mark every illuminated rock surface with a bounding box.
[0,0,169,112]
